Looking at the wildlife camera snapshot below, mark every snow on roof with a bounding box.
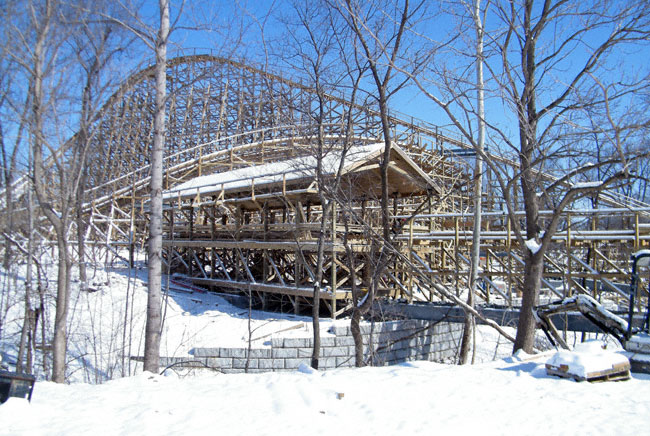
[164,142,404,201]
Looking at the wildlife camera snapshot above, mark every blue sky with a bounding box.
[3,0,648,182]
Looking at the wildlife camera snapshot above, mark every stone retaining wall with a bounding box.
[160,320,462,373]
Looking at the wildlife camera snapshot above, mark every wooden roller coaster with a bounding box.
[4,53,649,320]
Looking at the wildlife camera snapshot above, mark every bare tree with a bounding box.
[5,0,136,381]
[492,0,650,352]
[330,0,427,366]
[405,0,650,353]
[143,0,169,374]
[275,0,367,369]
[460,0,486,365]
[275,1,335,369]
[97,0,173,374]
[0,29,27,343]
[104,0,258,373]
[23,0,71,383]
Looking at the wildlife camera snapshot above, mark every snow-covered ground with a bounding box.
[1,354,649,436]
[1,252,344,382]
[2,250,650,435]
[0,252,516,382]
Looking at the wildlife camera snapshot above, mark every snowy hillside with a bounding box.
[2,252,650,435]
[1,252,515,382]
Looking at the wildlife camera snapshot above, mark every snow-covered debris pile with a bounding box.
[537,294,629,338]
[546,340,630,382]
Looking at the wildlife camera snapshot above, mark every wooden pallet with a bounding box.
[546,361,631,382]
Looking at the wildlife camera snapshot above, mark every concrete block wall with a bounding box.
[161,320,462,374]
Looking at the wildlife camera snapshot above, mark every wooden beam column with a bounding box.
[331,202,337,319]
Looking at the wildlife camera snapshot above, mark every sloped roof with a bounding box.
[163,142,439,203]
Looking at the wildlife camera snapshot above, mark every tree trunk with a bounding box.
[311,202,330,369]
[143,0,169,374]
[351,308,364,366]
[512,0,542,354]
[378,97,392,241]
[16,176,34,373]
[0,111,22,341]
[460,0,485,365]
[513,251,543,352]
[16,291,31,373]
[52,235,71,383]
[512,165,543,353]
[76,201,88,292]
[29,0,70,382]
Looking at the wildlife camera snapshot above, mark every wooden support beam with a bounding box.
[188,277,351,300]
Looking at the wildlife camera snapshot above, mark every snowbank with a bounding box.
[1,355,649,436]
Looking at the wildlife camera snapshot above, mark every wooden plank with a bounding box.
[163,238,369,252]
[188,277,351,300]
[545,361,631,382]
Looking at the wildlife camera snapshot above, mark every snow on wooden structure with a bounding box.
[5,54,648,319]
[163,142,440,208]
[545,341,631,382]
[161,142,448,317]
[392,207,650,310]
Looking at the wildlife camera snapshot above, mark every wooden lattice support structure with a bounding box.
[3,54,648,319]
[66,54,470,253]
[394,208,650,310]
[160,142,455,317]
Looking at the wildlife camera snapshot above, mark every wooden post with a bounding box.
[331,202,337,319]
[170,210,175,274]
[441,241,447,286]
[408,219,414,303]
[235,206,242,238]
[129,189,136,268]
[454,217,460,297]
[428,199,434,302]
[189,207,195,277]
[198,156,202,177]
[566,213,572,298]
[591,216,597,299]
[210,248,215,280]
[485,249,490,305]
[210,202,216,241]
[263,202,269,284]
[189,207,195,240]
[507,216,512,307]
[294,203,302,315]
[635,213,640,251]
[107,198,115,246]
